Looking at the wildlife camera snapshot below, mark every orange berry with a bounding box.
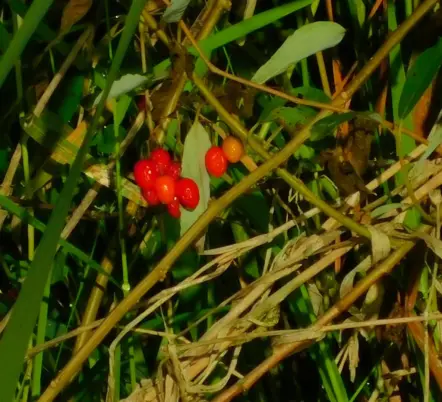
[222,136,244,163]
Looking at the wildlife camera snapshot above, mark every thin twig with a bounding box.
[33,27,94,118]
[0,144,22,230]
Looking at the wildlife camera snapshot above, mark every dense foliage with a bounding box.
[1,0,442,401]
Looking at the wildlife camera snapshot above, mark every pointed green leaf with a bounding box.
[399,38,442,120]
[94,74,148,106]
[252,21,345,84]
[180,122,211,236]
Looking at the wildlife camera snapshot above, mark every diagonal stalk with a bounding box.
[38,0,438,400]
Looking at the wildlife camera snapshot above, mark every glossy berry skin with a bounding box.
[176,178,199,210]
[222,136,244,163]
[205,146,228,178]
[151,148,171,175]
[134,160,158,189]
[167,161,182,180]
[155,175,176,204]
[142,188,160,206]
[167,197,181,218]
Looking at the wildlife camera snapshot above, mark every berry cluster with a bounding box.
[134,148,200,218]
[205,136,244,177]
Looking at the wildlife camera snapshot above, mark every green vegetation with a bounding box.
[0,0,442,401]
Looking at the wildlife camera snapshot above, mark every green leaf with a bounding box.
[55,75,84,124]
[95,125,126,155]
[294,144,315,160]
[312,112,355,141]
[156,0,314,82]
[319,176,339,200]
[404,206,421,231]
[292,86,331,103]
[252,21,346,84]
[370,203,403,219]
[115,95,132,126]
[94,74,148,106]
[398,38,442,120]
[270,106,317,129]
[163,0,191,23]
[180,122,211,236]
[191,0,313,55]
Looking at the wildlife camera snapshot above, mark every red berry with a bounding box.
[142,188,160,206]
[137,96,146,111]
[167,197,181,218]
[167,161,182,180]
[134,160,158,189]
[176,178,200,210]
[205,146,228,177]
[151,148,171,175]
[155,175,176,204]
[222,136,244,163]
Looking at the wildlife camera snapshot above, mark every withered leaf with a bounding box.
[343,129,373,177]
[212,81,257,118]
[60,0,92,33]
[322,148,372,196]
[322,118,376,197]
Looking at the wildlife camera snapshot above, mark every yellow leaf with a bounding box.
[60,0,93,33]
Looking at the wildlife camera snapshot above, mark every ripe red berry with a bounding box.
[167,161,182,180]
[155,175,176,204]
[222,136,244,163]
[134,160,158,189]
[151,148,171,175]
[176,178,200,210]
[167,197,181,218]
[205,146,228,177]
[142,188,160,206]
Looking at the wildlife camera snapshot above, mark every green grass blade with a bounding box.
[0,0,53,89]
[31,278,50,397]
[8,0,71,55]
[0,195,120,287]
[0,0,146,396]
[190,0,313,54]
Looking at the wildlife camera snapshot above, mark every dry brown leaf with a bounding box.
[405,159,442,195]
[60,0,93,33]
[274,230,342,271]
[340,256,372,299]
[307,283,323,316]
[414,231,442,260]
[360,283,384,319]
